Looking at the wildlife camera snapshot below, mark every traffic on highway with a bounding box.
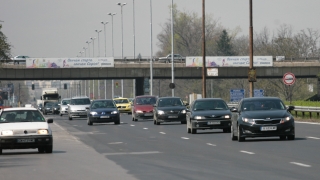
[0,95,320,180]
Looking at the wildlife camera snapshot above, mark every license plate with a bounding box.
[144,113,153,116]
[207,121,220,125]
[17,139,35,143]
[261,126,277,131]
[100,116,110,118]
[168,116,178,118]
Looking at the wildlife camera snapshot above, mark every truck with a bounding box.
[40,88,61,113]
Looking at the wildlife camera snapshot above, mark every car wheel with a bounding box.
[156,119,160,125]
[0,148,2,154]
[187,124,191,133]
[38,147,45,153]
[87,118,93,125]
[280,135,286,140]
[191,124,197,134]
[114,119,120,125]
[231,124,237,141]
[237,126,245,142]
[45,145,53,153]
[287,135,295,140]
[181,120,186,124]
[69,116,72,120]
[60,114,62,116]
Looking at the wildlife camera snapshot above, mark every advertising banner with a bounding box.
[186,56,273,67]
[26,58,114,68]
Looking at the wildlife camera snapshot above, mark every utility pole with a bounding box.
[202,0,207,98]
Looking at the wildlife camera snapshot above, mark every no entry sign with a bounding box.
[283,72,295,85]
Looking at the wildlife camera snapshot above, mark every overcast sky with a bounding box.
[1,0,320,59]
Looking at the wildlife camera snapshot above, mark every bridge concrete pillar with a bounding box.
[135,77,144,96]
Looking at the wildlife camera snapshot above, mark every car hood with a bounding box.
[157,106,186,111]
[0,122,50,131]
[134,105,154,111]
[192,109,231,117]
[241,110,290,119]
[68,104,90,110]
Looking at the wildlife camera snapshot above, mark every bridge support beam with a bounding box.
[135,77,144,96]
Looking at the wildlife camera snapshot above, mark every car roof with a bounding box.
[158,97,181,99]
[2,107,38,111]
[135,95,157,98]
[71,96,89,99]
[242,97,280,101]
[92,99,114,102]
[194,98,224,101]
[62,98,71,100]
[113,97,128,100]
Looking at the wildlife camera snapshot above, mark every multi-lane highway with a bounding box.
[1,113,320,180]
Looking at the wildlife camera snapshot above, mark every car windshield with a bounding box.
[193,100,229,111]
[71,98,91,105]
[158,98,183,107]
[62,99,70,105]
[135,97,156,105]
[0,110,46,123]
[114,99,129,104]
[45,103,53,107]
[241,99,286,111]
[91,100,116,109]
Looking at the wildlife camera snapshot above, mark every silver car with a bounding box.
[59,98,71,116]
[68,96,91,120]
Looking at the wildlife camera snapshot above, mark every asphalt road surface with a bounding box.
[1,113,320,180]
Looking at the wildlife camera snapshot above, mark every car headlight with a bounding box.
[181,110,186,114]
[224,115,230,119]
[128,105,131,108]
[90,112,98,115]
[194,116,202,120]
[111,111,118,114]
[136,110,143,113]
[38,129,49,135]
[280,116,291,123]
[1,130,13,135]
[158,110,164,115]
[242,117,254,123]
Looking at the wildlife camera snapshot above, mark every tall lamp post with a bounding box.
[83,47,87,57]
[133,0,135,59]
[86,40,91,57]
[150,0,153,95]
[117,2,126,97]
[108,13,116,99]
[101,22,108,57]
[91,37,96,99]
[90,37,96,57]
[95,30,102,57]
[171,0,174,97]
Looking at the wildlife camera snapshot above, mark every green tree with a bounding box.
[216,29,235,56]
[0,24,12,60]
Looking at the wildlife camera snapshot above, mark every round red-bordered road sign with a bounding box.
[283,72,295,85]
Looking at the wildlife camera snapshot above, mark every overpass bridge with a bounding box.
[1,60,320,96]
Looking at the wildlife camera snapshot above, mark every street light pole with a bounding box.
[133,0,135,59]
[101,22,108,57]
[86,41,91,57]
[117,3,126,98]
[150,0,153,95]
[171,0,174,97]
[83,47,87,57]
[108,13,116,99]
[95,30,102,57]
[90,37,96,57]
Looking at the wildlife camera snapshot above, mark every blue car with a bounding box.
[86,99,120,125]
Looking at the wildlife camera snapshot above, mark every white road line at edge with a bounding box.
[143,128,148,130]
[108,142,123,144]
[296,121,320,125]
[307,136,320,140]
[181,137,189,140]
[159,132,166,134]
[206,143,216,146]
[290,162,311,167]
[240,150,255,155]
[130,125,135,126]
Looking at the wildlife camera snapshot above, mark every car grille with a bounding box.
[255,119,281,125]
[117,106,127,108]
[164,110,180,115]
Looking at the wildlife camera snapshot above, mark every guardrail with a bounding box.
[227,103,320,119]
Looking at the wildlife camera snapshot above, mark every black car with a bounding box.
[51,102,60,114]
[186,98,232,134]
[153,97,188,125]
[43,102,53,115]
[86,99,120,125]
[230,97,295,142]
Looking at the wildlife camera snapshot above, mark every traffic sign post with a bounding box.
[283,72,295,86]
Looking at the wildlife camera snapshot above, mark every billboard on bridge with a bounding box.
[186,56,273,67]
[26,58,114,68]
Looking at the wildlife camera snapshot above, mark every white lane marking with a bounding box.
[307,136,320,140]
[159,132,166,134]
[143,128,148,130]
[103,151,161,156]
[290,162,311,167]
[240,150,255,155]
[296,121,320,125]
[120,122,124,124]
[130,124,135,126]
[206,143,216,146]
[108,142,123,144]
[181,137,189,140]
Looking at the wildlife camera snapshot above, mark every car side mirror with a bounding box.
[287,106,295,111]
[47,119,53,123]
[153,104,157,107]
[230,107,238,112]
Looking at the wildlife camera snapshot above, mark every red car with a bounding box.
[132,95,157,121]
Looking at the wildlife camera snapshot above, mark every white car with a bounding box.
[11,55,30,64]
[0,107,53,154]
[68,96,91,120]
[158,54,185,63]
[59,98,71,116]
